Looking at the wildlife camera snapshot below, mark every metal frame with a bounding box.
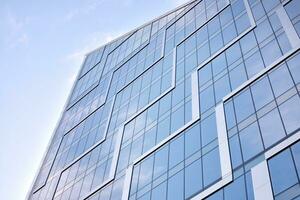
[28,0,300,199]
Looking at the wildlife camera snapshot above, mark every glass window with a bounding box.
[278,95,300,135]
[200,85,215,113]
[197,42,210,64]
[214,75,231,103]
[233,89,255,123]
[245,51,265,78]
[229,62,247,91]
[268,149,298,195]
[156,117,170,143]
[138,156,154,189]
[185,51,198,74]
[203,147,221,187]
[261,39,282,66]
[291,141,300,176]
[235,13,251,34]
[185,123,201,158]
[151,182,167,200]
[210,33,223,54]
[222,22,237,44]
[171,106,184,133]
[240,32,256,55]
[287,53,300,84]
[224,175,246,200]
[169,135,184,168]
[239,122,264,161]
[185,35,197,54]
[259,109,286,148]
[212,53,227,76]
[254,19,273,44]
[251,76,274,110]
[153,145,169,179]
[225,100,237,130]
[269,64,294,97]
[229,135,243,169]
[226,43,242,66]
[185,159,203,198]
[167,171,184,200]
[201,114,218,147]
[199,64,212,85]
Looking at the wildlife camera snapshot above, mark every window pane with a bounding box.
[201,114,218,147]
[239,122,264,161]
[153,146,169,179]
[203,148,221,187]
[167,171,184,200]
[234,89,255,123]
[224,175,246,200]
[169,135,184,168]
[185,159,203,198]
[151,182,167,200]
[291,141,300,176]
[185,123,201,158]
[269,64,294,97]
[259,109,286,148]
[268,149,298,195]
[279,95,300,135]
[251,77,274,110]
[245,51,264,78]
[200,85,215,113]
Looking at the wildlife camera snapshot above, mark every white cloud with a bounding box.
[170,0,189,6]
[63,0,106,22]
[5,10,31,48]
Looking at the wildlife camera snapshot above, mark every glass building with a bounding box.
[28,0,300,199]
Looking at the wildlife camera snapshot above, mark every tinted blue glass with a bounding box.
[167,171,184,200]
[153,146,168,179]
[259,109,286,148]
[185,159,203,198]
[251,77,274,110]
[268,149,298,195]
[201,114,218,147]
[287,53,300,84]
[229,135,243,169]
[214,75,231,103]
[224,175,246,200]
[239,122,264,161]
[212,53,227,76]
[229,63,247,91]
[185,123,201,158]
[199,64,212,85]
[151,182,167,200]
[233,89,255,123]
[261,39,282,66]
[197,43,210,64]
[226,43,242,66]
[169,135,184,168]
[138,156,154,189]
[278,95,300,135]
[269,64,294,97]
[171,106,184,133]
[200,85,215,113]
[224,100,236,130]
[205,190,223,200]
[203,148,221,187]
[292,141,300,176]
[245,51,265,78]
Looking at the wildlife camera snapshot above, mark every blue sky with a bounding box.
[0,0,186,199]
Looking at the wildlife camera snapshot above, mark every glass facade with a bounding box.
[28,0,300,199]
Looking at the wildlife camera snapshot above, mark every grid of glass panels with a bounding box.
[268,140,300,199]
[29,0,300,199]
[225,52,300,170]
